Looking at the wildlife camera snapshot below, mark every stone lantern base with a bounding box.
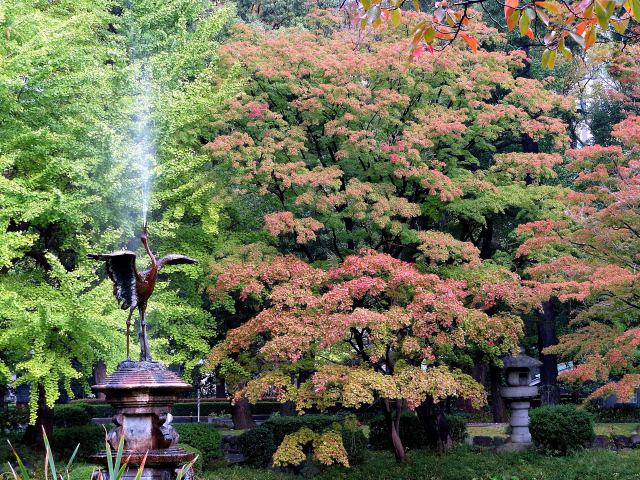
[498,385,538,452]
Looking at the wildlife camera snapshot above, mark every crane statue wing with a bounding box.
[158,254,197,269]
[88,251,139,310]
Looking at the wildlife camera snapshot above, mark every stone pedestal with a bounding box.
[90,361,195,480]
[509,401,532,443]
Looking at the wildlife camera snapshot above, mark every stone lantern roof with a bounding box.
[502,349,542,370]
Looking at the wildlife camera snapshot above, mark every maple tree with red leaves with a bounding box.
[208,249,521,463]
[205,16,574,462]
[517,45,640,404]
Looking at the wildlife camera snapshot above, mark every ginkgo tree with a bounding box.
[352,0,640,67]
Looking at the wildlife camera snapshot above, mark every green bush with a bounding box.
[340,417,368,465]
[53,404,93,428]
[369,413,426,450]
[529,405,595,455]
[51,425,105,460]
[586,403,640,423]
[239,425,276,467]
[0,407,29,433]
[67,400,280,418]
[174,424,223,466]
[264,414,346,445]
[242,414,368,467]
[89,403,113,418]
[177,443,203,474]
[446,414,468,444]
[369,412,467,450]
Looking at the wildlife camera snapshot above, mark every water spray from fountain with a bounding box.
[132,62,154,232]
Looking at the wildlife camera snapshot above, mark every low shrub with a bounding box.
[239,425,276,467]
[264,414,346,445]
[89,403,113,418]
[241,414,367,468]
[53,404,93,428]
[369,412,467,450]
[177,443,203,474]
[586,403,640,423]
[446,414,468,444]
[529,404,595,455]
[174,424,223,466]
[340,416,368,465]
[0,407,29,433]
[173,401,281,417]
[51,425,105,460]
[369,413,425,450]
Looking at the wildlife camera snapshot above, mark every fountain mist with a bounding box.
[132,63,154,228]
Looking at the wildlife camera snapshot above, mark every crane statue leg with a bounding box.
[138,305,152,362]
[126,308,135,360]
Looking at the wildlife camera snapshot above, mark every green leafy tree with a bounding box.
[0,0,239,443]
[0,0,134,444]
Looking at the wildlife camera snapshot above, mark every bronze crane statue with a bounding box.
[89,226,197,361]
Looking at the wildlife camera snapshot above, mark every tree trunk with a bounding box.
[215,377,226,398]
[479,219,494,259]
[22,384,54,449]
[383,399,406,463]
[279,401,296,416]
[93,361,107,400]
[231,384,256,430]
[537,300,560,405]
[0,384,7,411]
[489,365,507,422]
[416,395,451,452]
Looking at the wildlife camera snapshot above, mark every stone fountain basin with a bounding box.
[91,448,195,466]
[500,385,538,399]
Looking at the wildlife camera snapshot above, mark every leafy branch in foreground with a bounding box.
[352,0,640,66]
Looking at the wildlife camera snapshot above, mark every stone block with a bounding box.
[592,435,611,449]
[473,436,494,447]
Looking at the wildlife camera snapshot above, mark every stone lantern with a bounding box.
[499,349,542,451]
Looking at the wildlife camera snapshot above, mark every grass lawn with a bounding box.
[15,444,640,480]
[203,446,640,480]
[594,423,639,436]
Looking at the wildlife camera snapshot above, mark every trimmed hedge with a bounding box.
[49,423,222,464]
[54,404,93,428]
[174,424,223,466]
[51,425,105,460]
[369,412,467,450]
[586,403,640,423]
[65,400,280,418]
[530,405,595,455]
[176,401,281,417]
[239,425,276,467]
[240,414,367,468]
